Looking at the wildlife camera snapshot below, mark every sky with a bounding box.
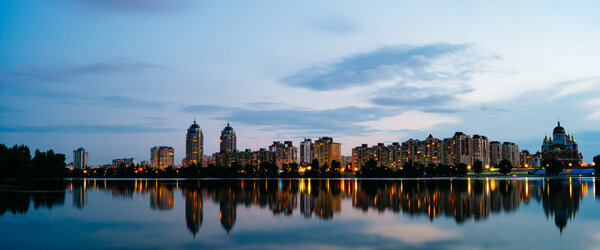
[1,0,600,165]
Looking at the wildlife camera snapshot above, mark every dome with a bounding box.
[553,121,565,134]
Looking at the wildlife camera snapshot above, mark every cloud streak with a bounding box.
[1,61,160,84]
[0,124,176,133]
[282,43,470,91]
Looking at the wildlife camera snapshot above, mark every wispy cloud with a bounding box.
[0,124,176,133]
[182,104,457,136]
[282,43,471,91]
[102,96,165,109]
[1,61,160,84]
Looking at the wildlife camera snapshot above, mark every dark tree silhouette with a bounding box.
[543,158,564,176]
[498,159,512,175]
[594,155,600,176]
[454,163,468,176]
[473,160,483,175]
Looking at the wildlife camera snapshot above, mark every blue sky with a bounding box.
[1,0,600,165]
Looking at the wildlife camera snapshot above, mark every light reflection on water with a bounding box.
[1,178,599,249]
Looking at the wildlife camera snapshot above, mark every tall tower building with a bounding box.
[489,141,502,167]
[220,121,237,154]
[73,147,88,169]
[501,142,519,167]
[186,119,203,167]
[300,139,313,166]
[150,146,175,169]
[314,137,341,168]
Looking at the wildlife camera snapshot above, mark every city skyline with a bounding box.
[2,1,600,165]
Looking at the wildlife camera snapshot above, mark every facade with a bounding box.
[314,137,341,168]
[352,142,402,170]
[423,134,442,165]
[150,146,175,169]
[541,121,583,166]
[112,158,137,167]
[519,150,533,168]
[489,141,502,167]
[141,161,150,167]
[471,134,490,166]
[186,119,203,167]
[220,121,236,154]
[215,122,238,167]
[299,139,314,166]
[73,147,88,169]
[453,132,472,166]
[501,142,519,167]
[269,141,298,168]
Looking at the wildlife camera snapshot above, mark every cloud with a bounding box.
[365,224,459,245]
[282,43,470,91]
[183,104,459,137]
[312,17,358,34]
[1,61,159,84]
[356,111,460,131]
[102,96,165,109]
[0,124,176,133]
[183,104,400,135]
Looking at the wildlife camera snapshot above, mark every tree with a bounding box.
[359,159,379,177]
[543,158,564,176]
[594,155,600,176]
[454,163,468,176]
[425,163,437,177]
[331,160,341,172]
[473,160,483,175]
[498,159,513,175]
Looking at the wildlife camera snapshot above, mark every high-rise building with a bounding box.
[471,134,490,166]
[423,134,442,164]
[269,141,298,168]
[541,121,583,167]
[453,132,472,166]
[519,150,533,168]
[501,142,519,167]
[150,146,174,169]
[186,119,203,167]
[73,147,88,169]
[489,141,502,166]
[214,121,238,167]
[352,142,402,170]
[112,158,137,167]
[220,121,236,154]
[314,137,341,168]
[300,139,314,166]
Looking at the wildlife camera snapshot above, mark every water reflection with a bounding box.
[0,178,595,237]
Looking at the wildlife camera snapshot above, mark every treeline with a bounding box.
[357,160,471,178]
[68,158,343,178]
[0,144,67,179]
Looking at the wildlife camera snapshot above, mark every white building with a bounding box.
[73,147,88,169]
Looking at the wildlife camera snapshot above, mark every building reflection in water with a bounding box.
[182,187,203,237]
[72,180,88,209]
[0,178,592,236]
[150,182,174,210]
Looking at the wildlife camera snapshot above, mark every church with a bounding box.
[541,121,583,166]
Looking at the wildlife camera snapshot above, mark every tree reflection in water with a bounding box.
[0,178,594,236]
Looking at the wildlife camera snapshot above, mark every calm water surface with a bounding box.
[1,178,599,249]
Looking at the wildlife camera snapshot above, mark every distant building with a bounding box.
[300,139,314,166]
[220,121,236,154]
[314,137,341,168]
[202,155,213,168]
[269,141,298,168]
[352,142,402,170]
[471,134,490,166]
[519,150,533,168]
[532,152,542,168]
[489,141,502,167]
[186,119,203,167]
[73,147,88,169]
[542,121,583,166]
[112,158,137,167]
[214,122,237,167]
[150,146,174,169]
[341,156,352,169]
[140,161,150,168]
[502,142,519,167]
